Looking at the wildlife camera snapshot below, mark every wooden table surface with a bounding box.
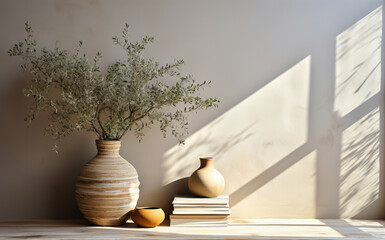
[1,219,385,239]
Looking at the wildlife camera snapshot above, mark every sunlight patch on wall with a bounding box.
[334,6,382,116]
[339,107,380,218]
[163,56,310,185]
[162,56,312,217]
[334,6,382,218]
[230,150,317,218]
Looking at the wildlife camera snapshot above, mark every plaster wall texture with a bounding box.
[0,0,383,219]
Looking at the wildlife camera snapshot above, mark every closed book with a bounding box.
[173,210,231,215]
[171,219,227,224]
[173,204,230,208]
[173,207,230,211]
[172,195,229,205]
[170,216,228,227]
[170,214,229,219]
[171,223,228,227]
[170,215,228,221]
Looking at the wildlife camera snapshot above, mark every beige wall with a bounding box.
[0,0,384,220]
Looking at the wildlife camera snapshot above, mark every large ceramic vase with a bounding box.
[188,157,225,197]
[76,140,140,226]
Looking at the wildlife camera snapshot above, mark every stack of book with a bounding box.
[170,195,230,227]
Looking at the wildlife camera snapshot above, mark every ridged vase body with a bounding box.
[76,140,140,226]
[188,157,225,197]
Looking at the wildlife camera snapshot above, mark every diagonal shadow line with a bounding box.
[230,141,316,207]
[229,92,381,209]
[341,92,380,130]
[354,61,381,93]
[319,219,379,239]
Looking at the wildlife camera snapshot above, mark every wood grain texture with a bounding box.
[76,140,140,226]
[1,219,385,239]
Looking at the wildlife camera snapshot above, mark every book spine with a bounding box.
[173,211,231,215]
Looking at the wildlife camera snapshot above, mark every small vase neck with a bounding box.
[200,157,214,168]
[96,140,121,155]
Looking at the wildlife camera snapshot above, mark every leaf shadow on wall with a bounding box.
[333,5,382,219]
[161,5,383,219]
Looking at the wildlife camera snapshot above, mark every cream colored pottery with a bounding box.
[76,140,140,226]
[188,157,225,197]
[131,207,165,228]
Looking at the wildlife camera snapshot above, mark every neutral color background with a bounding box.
[0,0,383,220]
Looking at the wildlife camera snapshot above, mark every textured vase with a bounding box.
[188,157,225,197]
[76,140,140,226]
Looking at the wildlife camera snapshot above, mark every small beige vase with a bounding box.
[188,157,225,197]
[76,140,140,226]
